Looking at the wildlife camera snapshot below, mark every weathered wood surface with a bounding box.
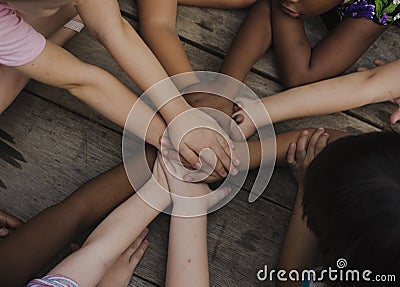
[0,1,396,286]
[0,91,291,286]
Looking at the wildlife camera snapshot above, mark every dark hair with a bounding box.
[303,132,400,286]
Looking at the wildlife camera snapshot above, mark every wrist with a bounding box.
[160,98,192,124]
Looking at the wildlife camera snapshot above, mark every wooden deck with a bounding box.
[1,1,399,286]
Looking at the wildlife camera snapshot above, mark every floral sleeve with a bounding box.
[338,0,400,26]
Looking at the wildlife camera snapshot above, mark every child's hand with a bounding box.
[166,108,240,178]
[158,156,231,216]
[0,210,23,237]
[232,98,258,139]
[287,128,329,187]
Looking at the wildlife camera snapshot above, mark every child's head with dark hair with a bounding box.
[303,132,400,285]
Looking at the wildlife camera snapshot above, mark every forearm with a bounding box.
[78,0,191,122]
[235,129,348,171]
[262,63,400,125]
[220,0,271,82]
[50,179,170,285]
[68,66,166,148]
[278,188,318,287]
[166,213,209,287]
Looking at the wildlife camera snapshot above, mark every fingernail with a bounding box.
[231,143,235,149]
[290,143,296,148]
[231,168,238,176]
[144,228,149,233]
[184,175,193,182]
[318,127,324,131]
[163,150,169,156]
[194,162,201,169]
[302,130,309,135]
[144,239,149,245]
[233,159,240,166]
[161,138,167,144]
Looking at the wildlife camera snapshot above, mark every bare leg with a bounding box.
[220,0,272,82]
[0,147,156,287]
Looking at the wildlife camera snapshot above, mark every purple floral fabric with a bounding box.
[338,0,400,26]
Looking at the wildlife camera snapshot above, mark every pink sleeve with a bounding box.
[0,4,46,67]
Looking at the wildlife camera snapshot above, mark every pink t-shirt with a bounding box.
[0,3,46,67]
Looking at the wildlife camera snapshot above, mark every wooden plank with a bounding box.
[119,0,400,132]
[0,92,291,286]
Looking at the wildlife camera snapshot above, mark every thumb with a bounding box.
[390,107,400,124]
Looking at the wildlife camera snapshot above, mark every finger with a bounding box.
[315,133,330,156]
[0,211,23,229]
[357,66,368,72]
[180,144,201,170]
[374,59,385,66]
[160,136,174,150]
[129,240,149,268]
[390,107,400,124]
[214,138,237,175]
[306,128,325,159]
[0,227,9,237]
[208,186,232,208]
[216,134,240,167]
[296,130,309,162]
[286,142,297,166]
[162,148,182,165]
[70,243,81,252]
[203,149,227,178]
[232,113,244,125]
[130,228,149,253]
[183,169,219,183]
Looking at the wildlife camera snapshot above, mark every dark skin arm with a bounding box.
[271,0,388,88]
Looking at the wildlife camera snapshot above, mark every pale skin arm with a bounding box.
[14,41,165,149]
[233,59,400,137]
[271,0,388,88]
[166,214,209,287]
[48,160,171,287]
[160,158,223,287]
[77,0,238,177]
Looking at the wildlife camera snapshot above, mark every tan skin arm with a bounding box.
[271,0,388,88]
[181,128,348,183]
